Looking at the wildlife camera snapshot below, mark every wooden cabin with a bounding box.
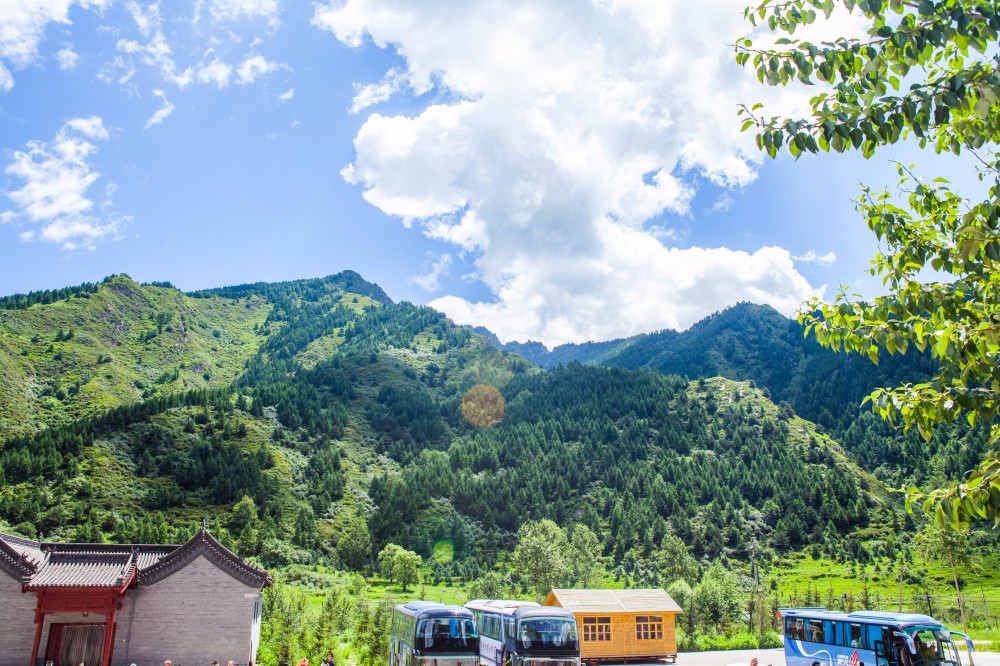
[544,589,682,664]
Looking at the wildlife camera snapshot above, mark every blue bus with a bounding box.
[782,609,975,666]
[390,601,480,666]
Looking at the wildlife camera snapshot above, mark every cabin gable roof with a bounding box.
[545,588,682,614]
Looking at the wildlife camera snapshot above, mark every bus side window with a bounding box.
[785,618,800,640]
[836,622,851,647]
[848,624,864,649]
[866,624,885,648]
[824,621,835,645]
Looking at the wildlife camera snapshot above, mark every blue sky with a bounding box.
[0,1,978,346]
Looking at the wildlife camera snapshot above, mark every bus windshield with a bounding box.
[910,627,960,666]
[518,617,579,651]
[416,618,479,652]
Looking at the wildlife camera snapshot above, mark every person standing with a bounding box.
[322,653,336,666]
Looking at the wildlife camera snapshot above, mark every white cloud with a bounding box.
[144,88,175,128]
[432,225,821,347]
[210,0,280,25]
[318,0,833,345]
[64,115,109,139]
[119,2,197,88]
[0,63,14,92]
[56,46,79,70]
[793,250,837,266]
[237,54,280,84]
[112,2,288,92]
[350,67,403,113]
[277,87,294,102]
[194,57,232,87]
[413,253,453,292]
[0,0,110,90]
[2,116,127,249]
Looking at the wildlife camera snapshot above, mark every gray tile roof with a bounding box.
[25,551,136,590]
[138,527,270,588]
[0,533,39,582]
[0,528,269,591]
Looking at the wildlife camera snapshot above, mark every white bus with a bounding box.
[465,600,580,666]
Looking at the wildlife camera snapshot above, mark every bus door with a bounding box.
[874,639,889,666]
[870,625,890,666]
[891,637,912,666]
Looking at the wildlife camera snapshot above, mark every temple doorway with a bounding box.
[45,623,107,666]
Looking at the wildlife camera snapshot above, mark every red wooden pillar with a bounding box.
[29,607,44,666]
[101,600,117,666]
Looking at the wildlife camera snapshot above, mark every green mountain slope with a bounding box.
[483,304,996,493]
[470,326,641,368]
[369,367,889,565]
[485,302,938,434]
[0,273,906,578]
[0,275,271,438]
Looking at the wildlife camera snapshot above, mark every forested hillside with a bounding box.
[3,272,998,662]
[0,273,893,561]
[483,303,992,492]
[487,303,936,433]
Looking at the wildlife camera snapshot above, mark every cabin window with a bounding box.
[635,616,663,641]
[582,617,612,642]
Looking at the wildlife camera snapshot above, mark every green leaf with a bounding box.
[974,99,991,119]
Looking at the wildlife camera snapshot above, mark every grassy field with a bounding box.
[772,549,1000,639]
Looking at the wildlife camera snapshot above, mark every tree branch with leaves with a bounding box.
[738,0,1000,528]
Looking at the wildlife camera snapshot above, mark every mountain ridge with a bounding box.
[0,271,969,587]
[480,301,938,434]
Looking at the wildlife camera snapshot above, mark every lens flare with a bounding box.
[461,384,505,428]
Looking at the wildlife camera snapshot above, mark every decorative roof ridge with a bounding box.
[41,541,178,553]
[137,527,270,589]
[116,552,137,592]
[0,535,40,582]
[45,551,134,562]
[0,531,41,550]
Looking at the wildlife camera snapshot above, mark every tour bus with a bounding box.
[782,609,975,666]
[465,599,580,666]
[390,601,480,666]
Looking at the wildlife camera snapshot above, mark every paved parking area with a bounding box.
[669,649,999,666]
[677,648,785,666]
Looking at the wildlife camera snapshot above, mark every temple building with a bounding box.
[0,527,270,666]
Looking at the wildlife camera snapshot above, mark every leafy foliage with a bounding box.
[737,0,1000,526]
[513,519,569,602]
